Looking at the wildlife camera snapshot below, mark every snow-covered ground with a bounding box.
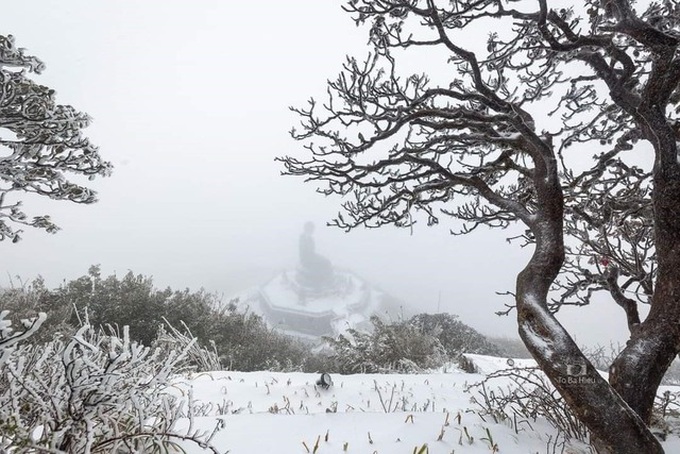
[168,355,680,453]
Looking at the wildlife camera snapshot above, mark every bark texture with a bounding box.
[610,117,680,425]
[515,158,663,453]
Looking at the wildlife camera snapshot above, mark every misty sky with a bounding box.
[0,0,633,347]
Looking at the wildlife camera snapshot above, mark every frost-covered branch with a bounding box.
[0,322,223,453]
[280,0,680,450]
[0,34,112,242]
[0,309,45,365]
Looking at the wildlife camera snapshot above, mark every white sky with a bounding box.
[0,0,633,347]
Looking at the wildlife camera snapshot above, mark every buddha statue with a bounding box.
[297,221,334,290]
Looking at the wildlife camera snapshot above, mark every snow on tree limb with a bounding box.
[0,34,112,242]
[279,0,680,451]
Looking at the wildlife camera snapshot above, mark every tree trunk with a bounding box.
[516,178,664,453]
[516,254,664,453]
[609,325,677,424]
[609,119,680,426]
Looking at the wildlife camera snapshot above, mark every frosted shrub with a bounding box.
[323,313,503,375]
[407,313,502,358]
[206,301,310,372]
[0,309,45,366]
[58,267,310,371]
[467,366,588,444]
[325,315,446,373]
[154,319,222,372]
[0,321,222,453]
[0,278,74,344]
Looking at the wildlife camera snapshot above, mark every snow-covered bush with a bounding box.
[63,266,177,345]
[206,301,312,371]
[53,266,311,371]
[467,366,588,445]
[324,315,447,373]
[153,319,222,372]
[407,313,502,358]
[323,313,503,374]
[0,322,222,453]
[0,277,74,344]
[0,310,45,366]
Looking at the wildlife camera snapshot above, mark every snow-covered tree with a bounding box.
[279,1,680,451]
[0,35,111,242]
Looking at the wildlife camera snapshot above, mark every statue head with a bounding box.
[303,221,315,235]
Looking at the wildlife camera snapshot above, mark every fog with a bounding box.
[0,0,631,347]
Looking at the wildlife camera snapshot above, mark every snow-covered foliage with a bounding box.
[0,321,222,453]
[0,277,73,344]
[467,361,589,445]
[324,315,447,373]
[323,314,502,374]
[0,35,111,242]
[12,267,311,371]
[0,309,45,365]
[154,319,222,372]
[408,313,502,357]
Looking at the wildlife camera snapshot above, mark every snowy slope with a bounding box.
[167,355,680,453]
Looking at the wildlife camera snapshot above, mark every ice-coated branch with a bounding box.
[280,0,680,450]
[0,35,112,242]
[0,310,46,364]
[0,322,223,452]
